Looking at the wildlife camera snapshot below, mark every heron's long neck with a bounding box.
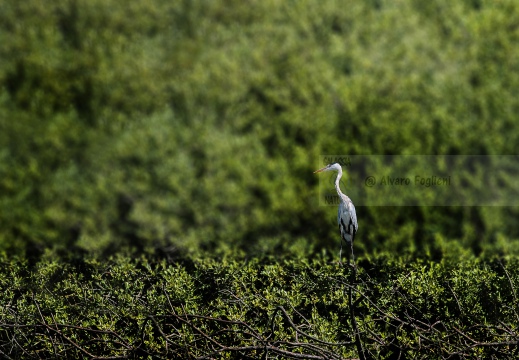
[334,168,345,198]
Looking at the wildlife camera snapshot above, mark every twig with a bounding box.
[272,306,354,346]
[347,242,367,360]
[499,259,517,303]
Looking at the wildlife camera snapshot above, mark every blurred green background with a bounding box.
[1,0,519,259]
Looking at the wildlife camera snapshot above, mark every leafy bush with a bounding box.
[1,0,519,257]
[1,254,518,359]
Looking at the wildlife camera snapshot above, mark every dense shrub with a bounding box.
[1,0,519,257]
[1,254,518,359]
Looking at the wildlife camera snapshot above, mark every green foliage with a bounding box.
[3,4,518,359]
[1,254,518,358]
[1,0,519,257]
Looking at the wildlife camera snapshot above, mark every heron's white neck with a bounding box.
[334,167,344,198]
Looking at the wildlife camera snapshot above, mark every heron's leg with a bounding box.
[349,241,355,270]
[344,241,352,268]
[339,238,343,264]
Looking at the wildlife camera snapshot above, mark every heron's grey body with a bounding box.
[337,194,357,246]
[315,163,358,264]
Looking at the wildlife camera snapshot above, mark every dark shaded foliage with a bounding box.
[1,255,518,359]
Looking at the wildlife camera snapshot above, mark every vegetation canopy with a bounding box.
[1,0,519,258]
[1,0,519,358]
[1,254,519,359]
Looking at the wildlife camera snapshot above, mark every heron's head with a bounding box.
[313,163,342,174]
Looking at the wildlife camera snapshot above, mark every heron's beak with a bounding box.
[313,167,327,173]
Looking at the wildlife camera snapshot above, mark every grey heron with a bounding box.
[314,163,358,265]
